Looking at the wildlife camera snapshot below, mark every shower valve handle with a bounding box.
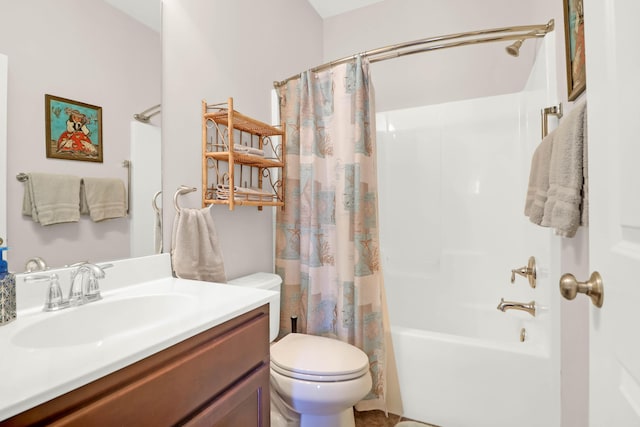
[510,256,536,288]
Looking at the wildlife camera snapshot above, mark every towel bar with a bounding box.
[541,103,563,138]
[122,160,131,214]
[20,165,131,215]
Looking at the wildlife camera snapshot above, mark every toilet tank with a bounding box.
[227,272,281,342]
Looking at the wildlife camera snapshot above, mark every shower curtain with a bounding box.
[275,56,386,409]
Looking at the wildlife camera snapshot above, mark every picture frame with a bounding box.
[45,94,103,162]
[563,0,586,101]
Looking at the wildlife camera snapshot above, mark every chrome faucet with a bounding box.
[496,298,536,317]
[68,263,110,305]
[25,262,113,312]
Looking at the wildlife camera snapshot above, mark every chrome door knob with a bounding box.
[559,271,604,308]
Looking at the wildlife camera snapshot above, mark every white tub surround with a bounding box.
[0,253,277,420]
[376,35,559,427]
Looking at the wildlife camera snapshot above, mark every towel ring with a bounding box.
[173,185,196,212]
[152,190,162,214]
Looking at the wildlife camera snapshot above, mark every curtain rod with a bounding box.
[133,104,161,123]
[274,19,554,88]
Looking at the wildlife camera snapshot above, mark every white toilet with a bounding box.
[228,273,373,427]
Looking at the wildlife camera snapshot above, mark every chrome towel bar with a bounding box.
[541,103,563,138]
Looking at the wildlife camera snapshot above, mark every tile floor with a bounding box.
[354,410,439,427]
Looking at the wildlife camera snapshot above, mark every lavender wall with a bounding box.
[0,0,161,269]
[161,0,323,280]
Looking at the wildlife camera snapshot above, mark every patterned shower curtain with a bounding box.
[276,56,386,409]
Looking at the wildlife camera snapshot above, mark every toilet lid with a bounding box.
[270,333,370,382]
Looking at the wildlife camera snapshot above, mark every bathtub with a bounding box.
[391,309,555,427]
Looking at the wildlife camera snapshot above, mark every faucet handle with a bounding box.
[85,275,102,302]
[25,273,68,311]
[82,263,111,302]
[510,256,536,288]
[42,274,68,312]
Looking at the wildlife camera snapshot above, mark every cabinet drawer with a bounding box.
[4,305,269,427]
[183,363,270,427]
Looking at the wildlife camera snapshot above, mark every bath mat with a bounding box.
[395,422,433,427]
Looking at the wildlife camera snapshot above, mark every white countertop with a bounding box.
[0,254,276,420]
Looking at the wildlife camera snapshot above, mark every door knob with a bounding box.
[559,271,604,308]
[511,256,536,288]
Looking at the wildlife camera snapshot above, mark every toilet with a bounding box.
[228,273,372,427]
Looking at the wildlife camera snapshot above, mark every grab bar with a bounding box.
[173,185,196,212]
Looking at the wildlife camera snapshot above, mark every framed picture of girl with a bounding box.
[45,94,103,162]
[563,0,586,101]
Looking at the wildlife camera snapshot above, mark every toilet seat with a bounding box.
[270,333,370,382]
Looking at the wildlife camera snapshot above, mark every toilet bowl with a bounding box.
[228,273,373,427]
[271,333,372,427]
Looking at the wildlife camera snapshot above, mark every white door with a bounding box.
[584,0,640,424]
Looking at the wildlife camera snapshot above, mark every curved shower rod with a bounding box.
[274,19,554,87]
[133,104,161,123]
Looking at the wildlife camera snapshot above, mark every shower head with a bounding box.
[505,39,524,57]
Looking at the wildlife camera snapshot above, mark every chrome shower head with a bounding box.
[505,39,524,57]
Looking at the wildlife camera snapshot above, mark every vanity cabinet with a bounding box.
[2,305,271,427]
[202,98,285,211]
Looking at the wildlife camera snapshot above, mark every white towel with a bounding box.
[22,173,81,225]
[524,131,554,225]
[233,144,265,157]
[80,177,127,222]
[171,206,226,283]
[215,184,273,202]
[541,100,588,237]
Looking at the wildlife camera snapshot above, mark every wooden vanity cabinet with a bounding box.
[3,305,271,427]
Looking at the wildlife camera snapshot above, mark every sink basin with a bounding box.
[12,294,198,349]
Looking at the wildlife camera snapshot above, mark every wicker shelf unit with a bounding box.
[202,98,285,210]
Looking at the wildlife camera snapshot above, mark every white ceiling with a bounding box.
[306,0,383,18]
[103,0,379,31]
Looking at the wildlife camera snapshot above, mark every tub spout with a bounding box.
[497,298,535,317]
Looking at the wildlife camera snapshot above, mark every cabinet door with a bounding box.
[183,364,270,427]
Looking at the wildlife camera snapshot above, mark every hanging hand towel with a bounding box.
[524,130,554,225]
[22,173,81,225]
[541,100,588,237]
[171,206,226,283]
[80,177,127,222]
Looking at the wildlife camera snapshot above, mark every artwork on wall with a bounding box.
[45,94,103,162]
[563,0,586,101]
